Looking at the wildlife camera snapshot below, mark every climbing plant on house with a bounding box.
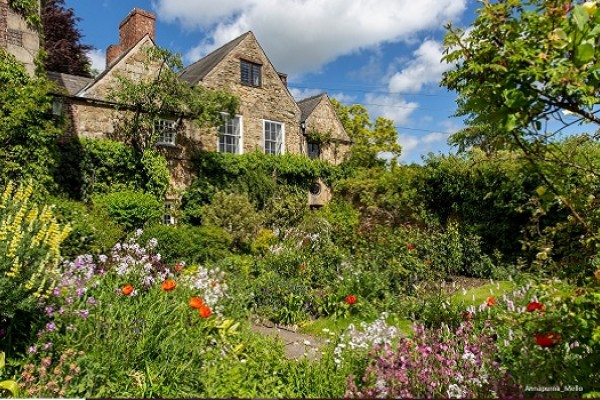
[107,46,239,154]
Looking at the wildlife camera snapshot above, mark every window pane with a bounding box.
[219,116,241,154]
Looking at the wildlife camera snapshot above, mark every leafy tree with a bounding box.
[441,0,600,244]
[41,0,93,76]
[108,46,239,154]
[331,99,402,167]
[0,50,61,191]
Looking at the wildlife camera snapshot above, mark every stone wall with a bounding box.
[199,33,303,156]
[1,0,39,75]
[304,96,351,164]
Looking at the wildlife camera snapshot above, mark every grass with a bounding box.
[450,280,516,307]
[299,315,413,337]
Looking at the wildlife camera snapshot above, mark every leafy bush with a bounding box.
[0,182,70,355]
[55,138,169,200]
[139,224,232,264]
[49,197,123,257]
[92,190,162,232]
[201,191,263,249]
[182,151,342,222]
[0,50,62,193]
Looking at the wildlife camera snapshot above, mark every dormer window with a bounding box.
[241,60,261,87]
[154,119,176,146]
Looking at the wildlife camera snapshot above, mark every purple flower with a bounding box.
[28,346,37,354]
[87,297,97,306]
[46,322,57,332]
[43,342,53,350]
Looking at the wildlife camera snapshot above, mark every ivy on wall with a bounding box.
[7,0,41,30]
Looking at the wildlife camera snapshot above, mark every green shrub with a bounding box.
[264,186,309,230]
[50,197,124,257]
[201,191,263,250]
[93,190,162,232]
[55,139,169,200]
[139,224,232,264]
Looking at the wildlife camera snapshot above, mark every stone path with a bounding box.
[250,322,325,361]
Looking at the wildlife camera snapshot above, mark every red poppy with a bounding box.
[161,280,176,291]
[345,295,357,305]
[486,296,495,307]
[121,284,134,296]
[526,301,544,312]
[199,305,212,318]
[189,297,204,309]
[463,311,472,321]
[535,332,561,348]
[175,263,184,272]
[407,244,416,251]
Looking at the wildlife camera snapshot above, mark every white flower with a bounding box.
[447,384,465,399]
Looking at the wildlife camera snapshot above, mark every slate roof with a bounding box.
[297,93,326,122]
[178,32,251,84]
[46,71,94,95]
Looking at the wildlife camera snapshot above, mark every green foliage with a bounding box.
[336,163,424,227]
[139,224,232,264]
[107,46,239,154]
[183,151,341,222]
[200,191,263,249]
[420,149,538,258]
[441,0,600,244]
[49,197,124,257]
[56,138,169,200]
[0,352,20,397]
[93,190,162,232]
[0,182,70,355]
[331,99,401,167]
[7,0,41,29]
[264,186,310,230]
[0,50,61,192]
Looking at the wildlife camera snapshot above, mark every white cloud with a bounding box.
[422,131,449,144]
[364,93,419,125]
[388,39,451,93]
[154,0,467,75]
[290,87,323,101]
[87,49,106,74]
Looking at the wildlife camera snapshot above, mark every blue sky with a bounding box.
[65,0,482,164]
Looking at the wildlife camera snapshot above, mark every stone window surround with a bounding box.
[263,119,285,155]
[154,119,177,146]
[218,113,243,154]
[163,201,175,225]
[240,58,262,87]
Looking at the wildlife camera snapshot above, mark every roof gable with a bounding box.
[298,93,326,122]
[298,93,351,142]
[77,34,156,98]
[178,32,250,84]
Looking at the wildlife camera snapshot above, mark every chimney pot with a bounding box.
[106,8,156,68]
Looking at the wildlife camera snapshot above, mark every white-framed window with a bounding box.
[241,60,261,87]
[218,115,243,154]
[154,119,176,146]
[264,120,284,155]
[163,202,175,225]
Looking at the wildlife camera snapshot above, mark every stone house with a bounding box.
[0,0,40,75]
[5,6,352,216]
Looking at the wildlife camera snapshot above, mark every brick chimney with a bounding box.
[106,8,156,67]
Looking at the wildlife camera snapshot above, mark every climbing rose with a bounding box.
[199,305,212,318]
[345,295,357,305]
[189,297,204,309]
[535,332,561,348]
[121,285,134,296]
[526,301,544,312]
[162,280,176,291]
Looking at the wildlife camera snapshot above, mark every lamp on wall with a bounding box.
[300,120,306,133]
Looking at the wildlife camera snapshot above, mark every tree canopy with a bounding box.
[41,0,93,76]
[331,99,401,167]
[441,0,600,244]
